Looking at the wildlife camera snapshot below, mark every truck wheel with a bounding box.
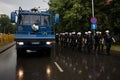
[17,49,26,56]
[17,49,22,56]
[47,48,51,56]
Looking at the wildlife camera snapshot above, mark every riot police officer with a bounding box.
[55,33,59,44]
[86,31,93,54]
[59,33,64,47]
[64,32,67,47]
[76,32,83,52]
[99,32,104,52]
[94,31,101,54]
[103,30,115,55]
[83,32,88,49]
[68,32,72,48]
[71,32,77,50]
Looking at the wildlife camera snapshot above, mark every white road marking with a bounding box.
[54,62,64,72]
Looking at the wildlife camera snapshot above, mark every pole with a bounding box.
[91,0,95,36]
[92,0,94,17]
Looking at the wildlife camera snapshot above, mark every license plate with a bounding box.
[32,42,40,45]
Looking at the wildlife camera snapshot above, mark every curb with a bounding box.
[0,42,15,54]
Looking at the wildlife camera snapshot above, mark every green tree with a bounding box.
[110,0,120,34]
[49,0,120,34]
[49,0,91,32]
[0,14,16,34]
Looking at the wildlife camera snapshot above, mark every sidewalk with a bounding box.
[0,42,15,53]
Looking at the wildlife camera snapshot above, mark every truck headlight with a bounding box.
[17,42,24,45]
[46,41,52,45]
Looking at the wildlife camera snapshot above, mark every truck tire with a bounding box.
[17,49,26,56]
[47,48,51,56]
[17,49,22,56]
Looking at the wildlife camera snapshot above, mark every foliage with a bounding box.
[49,0,120,34]
[109,0,120,34]
[0,14,16,34]
[49,0,91,32]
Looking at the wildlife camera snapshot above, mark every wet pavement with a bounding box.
[0,42,15,53]
[0,44,120,80]
[0,45,16,80]
[55,46,120,80]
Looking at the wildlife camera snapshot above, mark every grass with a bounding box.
[111,45,120,51]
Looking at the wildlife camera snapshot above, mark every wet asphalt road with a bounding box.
[0,45,120,80]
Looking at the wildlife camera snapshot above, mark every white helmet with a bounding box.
[56,33,58,35]
[69,32,72,35]
[96,31,99,34]
[99,31,102,34]
[85,32,88,35]
[77,32,81,35]
[72,32,75,34]
[105,30,109,33]
[65,32,68,35]
[62,33,65,35]
[88,31,91,34]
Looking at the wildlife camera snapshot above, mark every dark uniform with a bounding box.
[94,33,101,54]
[55,33,59,44]
[100,36,104,52]
[71,32,77,50]
[83,32,88,49]
[59,33,64,47]
[64,34,67,47]
[87,32,93,53]
[77,33,83,52]
[104,34,113,55]
[68,33,72,48]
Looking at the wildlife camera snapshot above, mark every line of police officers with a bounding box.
[56,30,115,55]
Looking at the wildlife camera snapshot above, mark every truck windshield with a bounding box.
[19,14,50,26]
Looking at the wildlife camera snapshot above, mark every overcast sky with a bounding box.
[0,0,49,17]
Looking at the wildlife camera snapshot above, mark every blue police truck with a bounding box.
[11,7,59,55]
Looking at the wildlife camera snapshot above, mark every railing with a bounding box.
[0,33,14,45]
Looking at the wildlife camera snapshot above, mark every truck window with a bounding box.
[19,14,41,25]
[41,15,50,26]
[19,14,50,26]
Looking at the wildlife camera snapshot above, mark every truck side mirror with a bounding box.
[11,12,16,23]
[55,14,59,24]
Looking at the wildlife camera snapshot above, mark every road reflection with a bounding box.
[0,46,16,80]
[16,45,120,80]
[0,40,119,79]
[55,45,120,80]
[16,54,54,80]
[46,65,52,79]
[17,67,24,80]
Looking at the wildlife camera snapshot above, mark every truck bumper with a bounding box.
[16,41,55,51]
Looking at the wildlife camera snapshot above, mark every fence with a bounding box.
[0,33,14,45]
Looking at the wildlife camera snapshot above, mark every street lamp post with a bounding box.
[92,0,95,17]
[91,0,96,35]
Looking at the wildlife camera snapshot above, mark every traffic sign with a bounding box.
[90,17,98,24]
[91,24,97,30]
